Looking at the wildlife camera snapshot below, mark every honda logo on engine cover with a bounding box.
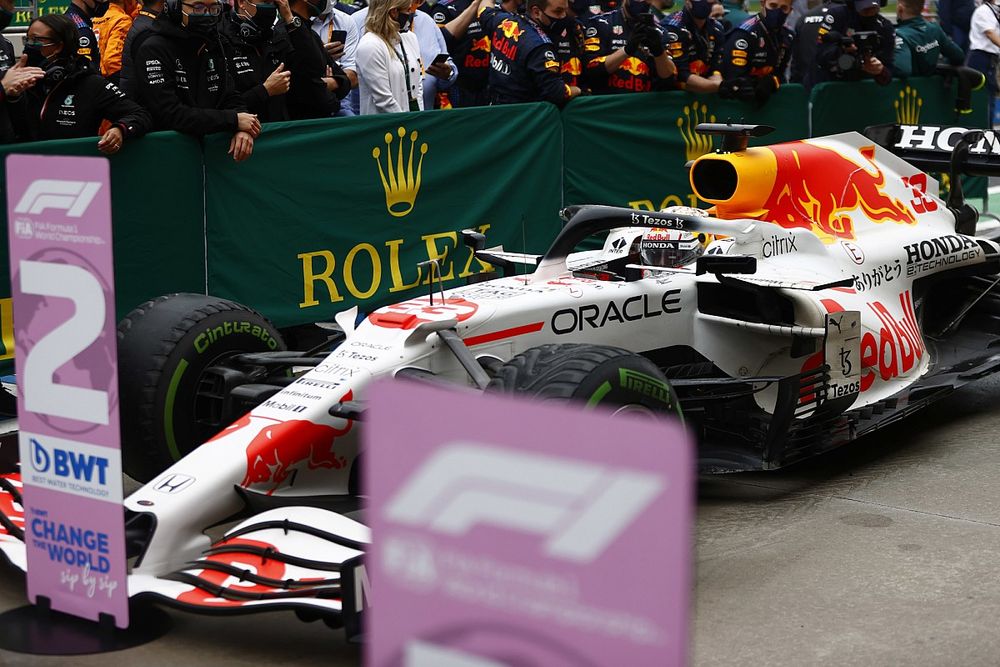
[383,443,664,563]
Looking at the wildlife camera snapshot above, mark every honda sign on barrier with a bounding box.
[366,380,694,666]
[6,155,128,628]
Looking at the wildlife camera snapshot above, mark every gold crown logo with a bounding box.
[677,102,716,162]
[372,126,428,218]
[894,86,922,125]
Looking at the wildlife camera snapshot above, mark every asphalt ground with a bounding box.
[1,372,999,665]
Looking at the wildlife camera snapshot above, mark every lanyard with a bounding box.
[392,40,420,111]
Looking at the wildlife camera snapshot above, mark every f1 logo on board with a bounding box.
[14,179,102,218]
[383,443,664,563]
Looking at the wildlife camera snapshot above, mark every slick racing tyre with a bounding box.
[118,293,285,482]
[486,343,682,421]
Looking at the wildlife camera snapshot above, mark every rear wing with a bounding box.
[863,123,999,176]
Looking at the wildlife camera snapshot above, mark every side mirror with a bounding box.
[461,230,486,252]
[696,255,757,275]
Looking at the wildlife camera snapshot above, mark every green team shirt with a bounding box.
[894,16,965,77]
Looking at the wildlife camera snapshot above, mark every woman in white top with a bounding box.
[355,0,424,114]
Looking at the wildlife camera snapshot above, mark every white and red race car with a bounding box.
[3,123,1000,635]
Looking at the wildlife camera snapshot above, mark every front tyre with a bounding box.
[118,293,285,482]
[486,343,682,420]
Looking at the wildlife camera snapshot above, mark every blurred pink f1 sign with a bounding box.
[366,380,693,667]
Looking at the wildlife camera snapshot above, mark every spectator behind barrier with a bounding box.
[893,0,963,78]
[66,0,110,66]
[312,0,361,114]
[809,0,894,88]
[136,0,261,161]
[718,0,792,105]
[356,0,424,113]
[220,0,294,122]
[938,0,974,52]
[353,2,456,109]
[584,0,677,94]
[284,0,351,118]
[555,0,590,94]
[94,0,137,84]
[481,0,584,104]
[6,14,150,152]
[119,0,162,98]
[965,0,1000,121]
[662,0,723,93]
[0,0,24,142]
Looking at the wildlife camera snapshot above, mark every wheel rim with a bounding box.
[608,404,658,420]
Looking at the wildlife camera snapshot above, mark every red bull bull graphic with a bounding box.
[241,408,354,494]
[498,19,524,40]
[368,296,479,329]
[760,143,917,242]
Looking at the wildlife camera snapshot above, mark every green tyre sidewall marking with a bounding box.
[164,358,189,462]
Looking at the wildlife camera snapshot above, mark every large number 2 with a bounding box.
[19,260,109,425]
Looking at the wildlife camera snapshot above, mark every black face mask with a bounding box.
[540,12,572,39]
[858,13,877,28]
[394,10,412,31]
[688,0,711,19]
[91,0,111,17]
[0,7,14,31]
[23,43,46,67]
[253,3,277,28]
[762,6,786,29]
[185,12,221,36]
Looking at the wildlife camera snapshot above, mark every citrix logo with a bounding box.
[383,442,664,563]
[15,179,102,218]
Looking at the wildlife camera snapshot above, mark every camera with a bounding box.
[833,31,881,72]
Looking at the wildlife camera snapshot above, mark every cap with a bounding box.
[853,0,879,10]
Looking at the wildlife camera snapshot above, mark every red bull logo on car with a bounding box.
[760,143,917,242]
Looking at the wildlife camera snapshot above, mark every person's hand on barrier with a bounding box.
[324,40,345,60]
[2,56,45,98]
[229,131,255,162]
[862,55,884,76]
[97,126,124,155]
[264,63,291,96]
[754,74,779,106]
[718,77,753,100]
[237,112,261,138]
[427,62,451,80]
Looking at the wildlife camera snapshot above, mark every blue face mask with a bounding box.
[763,6,786,29]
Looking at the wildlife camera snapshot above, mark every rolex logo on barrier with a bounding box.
[372,126,428,218]
[895,86,922,125]
[677,102,716,162]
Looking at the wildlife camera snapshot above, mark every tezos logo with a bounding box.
[15,179,101,218]
[30,438,109,485]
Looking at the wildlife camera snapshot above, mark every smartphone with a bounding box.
[330,29,347,44]
[431,53,449,66]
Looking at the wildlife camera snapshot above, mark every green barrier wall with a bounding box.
[562,85,811,211]
[0,133,206,370]
[202,104,563,328]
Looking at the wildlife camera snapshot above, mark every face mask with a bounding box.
[626,0,649,17]
[0,7,14,31]
[762,6,786,29]
[185,12,220,36]
[688,0,711,19]
[253,3,277,28]
[541,12,571,38]
[394,10,412,31]
[91,0,111,17]
[858,13,877,28]
[23,44,46,67]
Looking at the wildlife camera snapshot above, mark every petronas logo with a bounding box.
[372,126,428,218]
[895,86,922,124]
[677,102,716,161]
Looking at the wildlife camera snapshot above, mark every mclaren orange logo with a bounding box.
[761,143,916,241]
[499,19,524,40]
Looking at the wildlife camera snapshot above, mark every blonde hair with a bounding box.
[365,0,412,45]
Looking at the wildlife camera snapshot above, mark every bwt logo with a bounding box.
[30,438,109,486]
[14,179,102,218]
[383,443,664,563]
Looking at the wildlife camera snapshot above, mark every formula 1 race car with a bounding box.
[3,123,1000,635]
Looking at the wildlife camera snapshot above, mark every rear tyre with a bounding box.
[486,343,681,420]
[118,293,285,482]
